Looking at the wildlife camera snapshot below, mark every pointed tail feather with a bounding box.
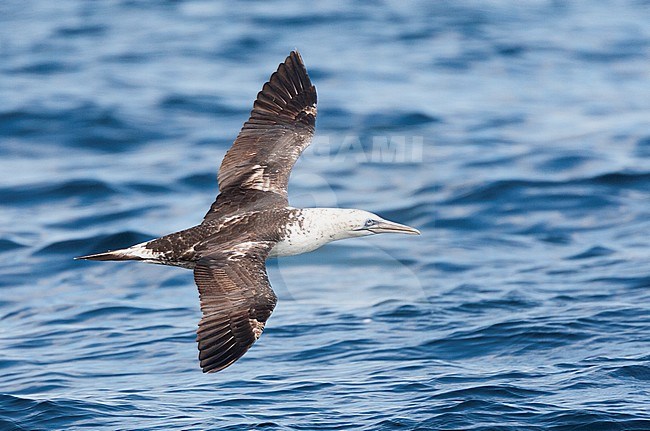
[75,249,144,261]
[75,240,162,262]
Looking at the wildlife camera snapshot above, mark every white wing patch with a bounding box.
[226,241,262,261]
[242,164,275,192]
[302,104,317,116]
[249,319,265,339]
[218,213,251,228]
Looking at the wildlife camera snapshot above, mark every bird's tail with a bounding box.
[76,250,135,262]
[75,241,156,262]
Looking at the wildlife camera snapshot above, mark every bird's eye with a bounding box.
[364,219,375,227]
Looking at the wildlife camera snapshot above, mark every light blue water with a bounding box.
[1,1,650,430]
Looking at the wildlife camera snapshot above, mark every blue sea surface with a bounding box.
[1,1,650,430]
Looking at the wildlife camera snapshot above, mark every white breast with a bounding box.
[269,223,329,257]
[269,236,323,257]
[268,208,347,258]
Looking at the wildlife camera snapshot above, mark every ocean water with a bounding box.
[1,1,650,430]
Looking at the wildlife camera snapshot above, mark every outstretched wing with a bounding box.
[193,241,277,373]
[216,50,317,199]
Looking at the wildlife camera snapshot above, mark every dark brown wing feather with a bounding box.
[193,241,277,373]
[216,50,317,199]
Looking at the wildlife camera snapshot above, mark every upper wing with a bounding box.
[193,241,277,373]
[216,50,317,199]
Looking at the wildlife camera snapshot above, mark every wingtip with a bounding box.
[287,49,304,66]
[200,359,232,374]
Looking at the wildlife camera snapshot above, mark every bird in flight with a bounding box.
[77,51,420,373]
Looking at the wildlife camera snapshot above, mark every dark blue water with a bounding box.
[2,1,650,430]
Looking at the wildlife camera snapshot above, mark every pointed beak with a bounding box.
[370,220,421,235]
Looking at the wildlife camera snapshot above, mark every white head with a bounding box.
[336,208,420,238]
[300,208,420,241]
[272,208,420,258]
